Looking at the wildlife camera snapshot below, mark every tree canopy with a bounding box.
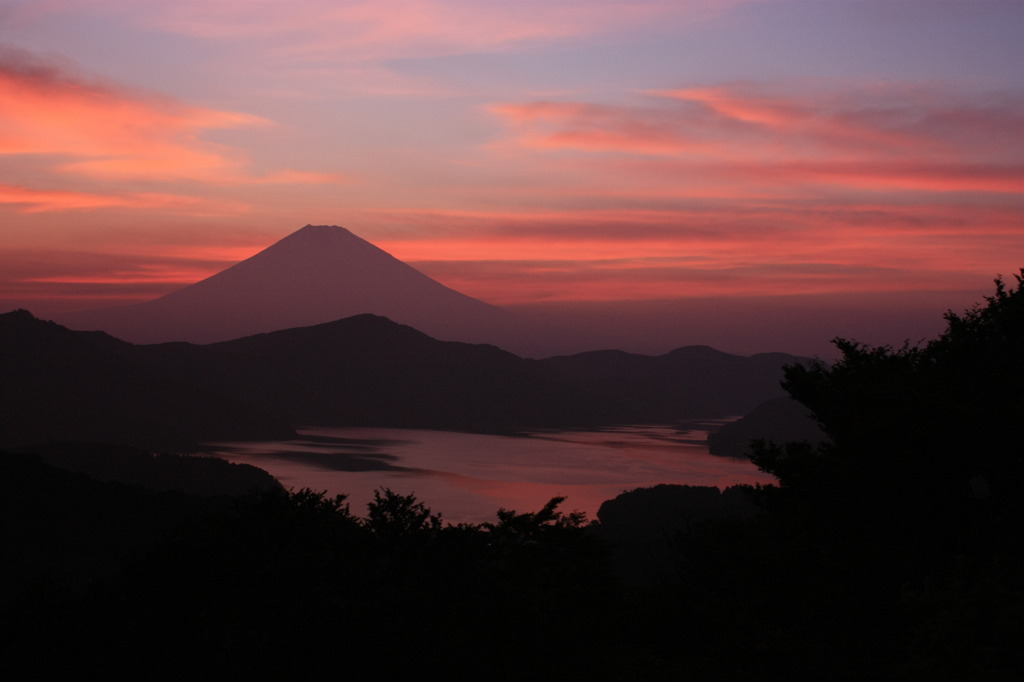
[751,270,1024,551]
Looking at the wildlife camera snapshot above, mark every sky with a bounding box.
[1,0,1022,357]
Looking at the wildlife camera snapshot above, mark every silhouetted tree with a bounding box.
[485,496,585,537]
[751,271,1024,548]
[736,271,1024,679]
[364,486,442,537]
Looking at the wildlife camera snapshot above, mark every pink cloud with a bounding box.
[364,197,1022,305]
[489,83,1024,199]
[0,245,253,311]
[603,158,1024,195]
[762,161,1024,194]
[654,85,1024,159]
[408,255,987,304]
[129,1,763,60]
[0,185,141,212]
[489,102,711,156]
[491,81,1019,163]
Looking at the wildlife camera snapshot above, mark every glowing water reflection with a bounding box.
[205,423,774,524]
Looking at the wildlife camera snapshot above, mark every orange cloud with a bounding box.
[0,246,239,312]
[0,184,252,215]
[23,268,218,286]
[0,185,138,212]
[0,47,339,185]
[0,232,280,314]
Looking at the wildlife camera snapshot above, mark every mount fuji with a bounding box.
[56,225,527,348]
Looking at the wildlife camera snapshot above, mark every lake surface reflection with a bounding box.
[205,423,774,524]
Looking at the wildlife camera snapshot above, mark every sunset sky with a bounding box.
[2,0,1022,356]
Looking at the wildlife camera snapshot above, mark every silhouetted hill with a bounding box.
[0,451,222,602]
[539,346,803,421]
[115,314,804,431]
[0,310,296,449]
[3,309,804,442]
[595,483,760,586]
[707,397,826,458]
[28,443,283,497]
[598,483,759,540]
[123,314,593,432]
[56,224,528,349]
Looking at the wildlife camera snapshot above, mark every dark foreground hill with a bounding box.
[2,309,803,449]
[0,310,295,449]
[6,450,1016,681]
[707,396,826,457]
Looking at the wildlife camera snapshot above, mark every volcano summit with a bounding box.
[57,225,523,347]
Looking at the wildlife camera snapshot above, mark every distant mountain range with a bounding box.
[6,226,811,449]
[0,309,805,450]
[55,224,527,349]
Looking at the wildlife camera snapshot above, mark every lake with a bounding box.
[204,422,774,524]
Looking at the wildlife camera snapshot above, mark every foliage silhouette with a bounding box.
[485,495,586,537]
[1,463,627,680]
[751,270,1024,553]
[732,271,1024,678]
[365,486,442,536]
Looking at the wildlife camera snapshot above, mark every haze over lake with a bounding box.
[205,423,774,523]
